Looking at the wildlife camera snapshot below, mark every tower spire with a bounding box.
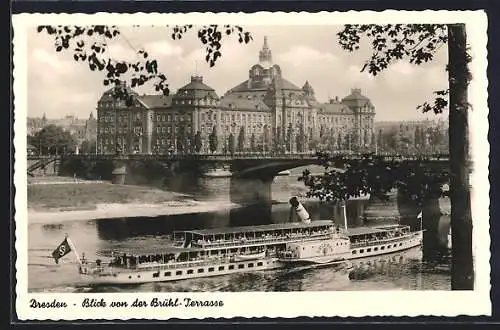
[259,36,272,64]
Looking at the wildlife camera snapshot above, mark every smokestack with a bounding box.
[289,196,311,224]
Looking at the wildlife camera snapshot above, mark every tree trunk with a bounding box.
[447,24,474,290]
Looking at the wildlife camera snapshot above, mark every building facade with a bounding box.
[96,37,376,154]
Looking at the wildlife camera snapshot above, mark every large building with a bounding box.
[96,37,376,154]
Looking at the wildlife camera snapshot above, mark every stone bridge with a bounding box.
[30,152,451,207]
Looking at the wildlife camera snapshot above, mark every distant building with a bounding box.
[96,37,376,154]
[27,112,98,144]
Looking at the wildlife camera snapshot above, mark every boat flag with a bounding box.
[417,211,423,219]
[51,237,72,264]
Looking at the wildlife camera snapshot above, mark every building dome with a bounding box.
[302,80,315,100]
[341,88,373,111]
[175,75,219,99]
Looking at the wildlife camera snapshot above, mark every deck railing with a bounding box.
[190,232,334,249]
[350,233,415,248]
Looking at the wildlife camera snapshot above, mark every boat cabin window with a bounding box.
[176,271,182,276]
[208,267,215,272]
[238,264,244,269]
[164,271,171,277]
[352,250,357,254]
[187,269,194,274]
[257,262,263,266]
[374,247,378,251]
[381,246,385,250]
[248,263,254,268]
[218,266,225,271]
[360,249,364,253]
[198,268,204,273]
[229,265,235,270]
[153,272,160,278]
[367,248,371,252]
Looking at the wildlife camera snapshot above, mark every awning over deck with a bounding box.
[176,220,336,237]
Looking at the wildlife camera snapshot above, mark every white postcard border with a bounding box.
[13,10,491,320]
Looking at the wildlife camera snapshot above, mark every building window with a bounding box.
[156,127,161,133]
[175,115,178,121]
[167,127,171,133]
[161,127,165,133]
[157,115,161,121]
[161,139,165,145]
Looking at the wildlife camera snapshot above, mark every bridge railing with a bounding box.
[27,152,450,161]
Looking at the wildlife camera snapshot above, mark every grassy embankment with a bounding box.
[28,181,186,212]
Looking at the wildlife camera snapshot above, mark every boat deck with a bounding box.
[180,220,335,236]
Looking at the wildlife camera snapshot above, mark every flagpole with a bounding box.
[65,235,82,266]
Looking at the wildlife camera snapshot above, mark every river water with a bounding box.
[28,168,452,292]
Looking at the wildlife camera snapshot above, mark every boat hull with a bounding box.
[348,231,423,260]
[79,231,423,286]
[80,258,282,285]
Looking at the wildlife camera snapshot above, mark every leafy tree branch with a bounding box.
[37,25,253,106]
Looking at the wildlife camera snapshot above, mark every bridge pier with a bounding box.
[111,161,127,184]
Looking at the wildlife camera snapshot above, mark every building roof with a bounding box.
[137,95,173,109]
[318,102,353,114]
[341,88,371,107]
[175,76,219,99]
[99,83,138,102]
[227,76,302,94]
[178,75,216,92]
[219,95,270,112]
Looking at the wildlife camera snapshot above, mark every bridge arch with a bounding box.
[233,159,345,179]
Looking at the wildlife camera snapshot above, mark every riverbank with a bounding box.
[28,181,191,211]
[28,180,240,224]
[28,200,239,224]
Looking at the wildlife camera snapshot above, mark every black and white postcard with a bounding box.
[12,10,490,320]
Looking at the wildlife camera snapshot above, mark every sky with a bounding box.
[27,25,449,122]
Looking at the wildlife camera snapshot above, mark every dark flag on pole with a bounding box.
[52,237,72,264]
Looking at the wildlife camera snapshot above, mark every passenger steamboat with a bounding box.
[56,197,424,285]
